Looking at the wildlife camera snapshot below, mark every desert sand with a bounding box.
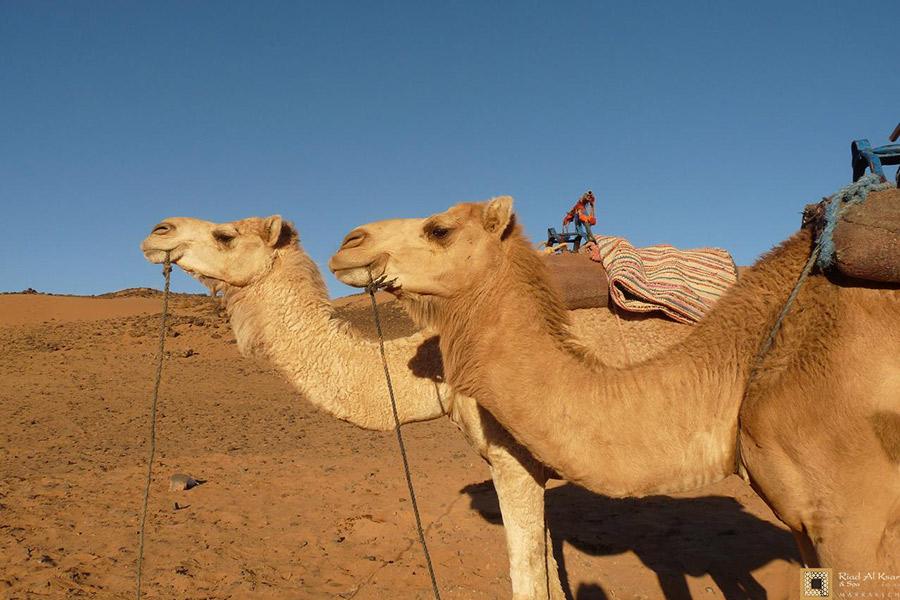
[0,290,800,599]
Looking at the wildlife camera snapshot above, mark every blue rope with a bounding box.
[816,174,891,270]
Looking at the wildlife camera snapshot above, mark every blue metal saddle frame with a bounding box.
[852,138,900,185]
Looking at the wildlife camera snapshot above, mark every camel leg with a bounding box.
[490,448,566,600]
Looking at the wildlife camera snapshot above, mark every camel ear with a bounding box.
[483,196,514,237]
[263,215,283,247]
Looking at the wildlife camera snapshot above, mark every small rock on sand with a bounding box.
[169,474,200,491]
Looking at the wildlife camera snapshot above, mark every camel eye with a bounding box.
[429,226,451,240]
[213,231,235,245]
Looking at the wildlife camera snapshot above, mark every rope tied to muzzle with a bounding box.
[365,274,442,600]
[136,251,171,600]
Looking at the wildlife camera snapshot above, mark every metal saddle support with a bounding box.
[547,227,583,251]
[852,131,900,186]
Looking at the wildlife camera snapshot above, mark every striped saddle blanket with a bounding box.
[583,236,737,324]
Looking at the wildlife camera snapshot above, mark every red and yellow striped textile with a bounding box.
[584,235,737,324]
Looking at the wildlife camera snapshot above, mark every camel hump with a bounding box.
[542,253,610,310]
[806,186,900,283]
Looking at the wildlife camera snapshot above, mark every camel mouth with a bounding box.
[331,266,384,289]
[141,247,184,265]
[140,233,186,263]
[331,267,405,298]
[329,251,392,290]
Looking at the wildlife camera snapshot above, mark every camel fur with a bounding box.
[141,215,689,599]
[329,197,900,572]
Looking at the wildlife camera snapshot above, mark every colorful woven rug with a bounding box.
[583,236,738,324]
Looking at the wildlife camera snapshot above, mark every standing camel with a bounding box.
[329,194,900,571]
[141,215,691,599]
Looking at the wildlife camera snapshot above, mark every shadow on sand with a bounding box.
[463,480,799,600]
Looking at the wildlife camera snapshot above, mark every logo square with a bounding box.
[801,568,832,598]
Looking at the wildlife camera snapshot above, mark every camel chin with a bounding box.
[332,267,379,288]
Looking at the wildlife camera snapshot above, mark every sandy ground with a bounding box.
[0,291,803,599]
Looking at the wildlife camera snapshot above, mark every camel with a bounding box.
[140,215,691,599]
[329,194,900,572]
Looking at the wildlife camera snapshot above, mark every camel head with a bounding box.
[141,215,297,290]
[329,196,516,302]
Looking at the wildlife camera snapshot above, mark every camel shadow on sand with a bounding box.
[463,480,800,600]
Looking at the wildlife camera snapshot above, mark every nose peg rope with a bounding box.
[365,275,442,600]
[136,252,171,600]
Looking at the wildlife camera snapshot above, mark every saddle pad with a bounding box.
[584,236,738,324]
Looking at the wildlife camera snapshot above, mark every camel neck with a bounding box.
[435,230,815,496]
[220,245,446,430]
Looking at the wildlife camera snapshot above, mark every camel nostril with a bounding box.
[152,222,174,236]
[340,229,366,250]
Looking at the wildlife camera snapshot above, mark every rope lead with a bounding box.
[134,264,440,599]
[366,276,442,600]
[136,251,171,600]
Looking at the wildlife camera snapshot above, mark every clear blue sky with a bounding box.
[2,2,897,297]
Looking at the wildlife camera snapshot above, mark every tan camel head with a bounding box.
[329,196,516,298]
[141,215,297,288]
